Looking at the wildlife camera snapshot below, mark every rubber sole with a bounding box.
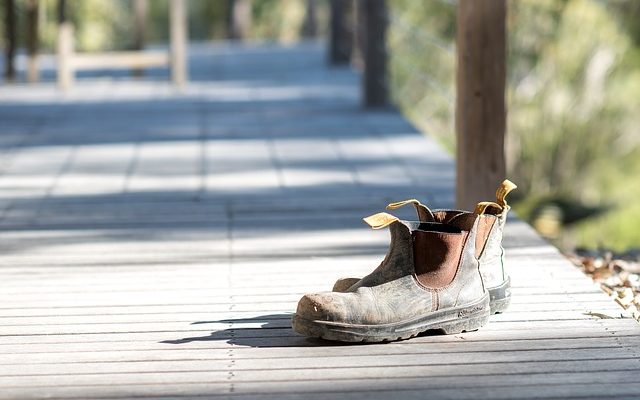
[334,277,512,314]
[291,293,490,343]
[488,276,511,314]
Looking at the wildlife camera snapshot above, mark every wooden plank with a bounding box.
[2,326,638,355]
[2,334,639,360]
[2,376,640,400]
[455,0,507,209]
[0,296,622,317]
[71,52,170,70]
[3,369,640,392]
[0,305,628,327]
[0,312,633,337]
[169,0,188,87]
[1,346,639,376]
[56,0,74,90]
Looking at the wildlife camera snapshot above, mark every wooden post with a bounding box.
[226,0,234,39]
[455,0,507,210]
[57,0,74,90]
[351,0,364,69]
[328,0,352,64]
[3,0,16,82]
[301,0,318,38]
[227,0,251,40]
[361,0,388,108]
[132,0,147,77]
[26,0,40,83]
[169,0,187,87]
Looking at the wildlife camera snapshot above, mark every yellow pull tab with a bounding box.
[363,212,399,230]
[386,199,435,222]
[496,179,517,208]
[474,201,502,215]
[387,199,422,210]
[475,180,518,214]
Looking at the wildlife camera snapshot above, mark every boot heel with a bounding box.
[488,276,511,314]
[439,312,490,334]
[489,296,511,314]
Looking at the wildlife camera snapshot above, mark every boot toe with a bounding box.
[296,292,349,322]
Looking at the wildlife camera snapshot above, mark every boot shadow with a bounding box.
[161,313,330,348]
[160,313,445,348]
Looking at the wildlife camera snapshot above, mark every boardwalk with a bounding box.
[1,42,638,400]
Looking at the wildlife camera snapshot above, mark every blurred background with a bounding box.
[1,0,639,254]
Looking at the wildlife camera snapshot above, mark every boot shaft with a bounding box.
[357,210,486,310]
[387,180,516,289]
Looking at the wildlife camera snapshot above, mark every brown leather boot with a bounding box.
[292,210,490,342]
[332,180,517,314]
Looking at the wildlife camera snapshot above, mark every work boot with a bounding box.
[292,210,490,342]
[331,180,517,314]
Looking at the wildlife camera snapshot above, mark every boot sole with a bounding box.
[292,293,490,343]
[488,276,511,314]
[334,277,511,314]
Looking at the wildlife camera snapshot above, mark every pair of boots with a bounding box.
[292,180,517,342]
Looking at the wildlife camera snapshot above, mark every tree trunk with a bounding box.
[4,0,16,82]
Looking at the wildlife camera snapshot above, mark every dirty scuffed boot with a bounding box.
[332,180,517,314]
[331,198,439,293]
[292,211,490,342]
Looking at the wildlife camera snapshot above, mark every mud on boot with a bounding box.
[330,180,517,315]
[292,210,491,343]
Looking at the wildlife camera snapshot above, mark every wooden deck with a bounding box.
[1,42,638,400]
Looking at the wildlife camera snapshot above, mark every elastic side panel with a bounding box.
[413,230,468,289]
[446,213,477,231]
[475,215,496,258]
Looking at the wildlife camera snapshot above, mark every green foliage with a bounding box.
[387,0,456,151]
[70,0,135,51]
[508,0,640,198]
[1,0,324,53]
[507,0,640,250]
[576,198,640,251]
[251,0,306,41]
[387,0,640,251]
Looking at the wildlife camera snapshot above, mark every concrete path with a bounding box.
[0,42,638,400]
